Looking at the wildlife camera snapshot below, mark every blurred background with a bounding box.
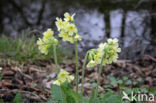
[0,0,155,60]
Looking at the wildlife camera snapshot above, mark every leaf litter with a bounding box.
[0,55,155,102]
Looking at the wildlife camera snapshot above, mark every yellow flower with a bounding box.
[62,21,69,27]
[37,28,58,55]
[58,69,69,79]
[87,60,97,68]
[37,38,48,55]
[68,36,75,43]
[55,18,64,31]
[53,80,61,86]
[67,75,74,82]
[53,69,74,86]
[64,12,75,21]
[37,38,44,46]
[108,38,118,43]
[59,31,75,43]
[65,23,77,36]
[74,34,82,41]
[39,45,49,55]
[43,29,54,40]
[87,38,121,67]
[62,32,68,38]
[56,12,82,44]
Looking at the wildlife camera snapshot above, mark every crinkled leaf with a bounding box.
[102,93,123,103]
[52,84,63,103]
[13,92,22,103]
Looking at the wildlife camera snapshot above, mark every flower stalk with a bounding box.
[53,45,59,74]
[75,40,79,93]
[81,52,88,94]
[95,53,105,97]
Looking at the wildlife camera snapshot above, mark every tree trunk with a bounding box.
[36,0,46,25]
[0,0,4,33]
[120,10,127,46]
[104,12,111,38]
[150,0,156,45]
[121,11,127,38]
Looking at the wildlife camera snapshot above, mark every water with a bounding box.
[1,1,153,59]
[75,9,150,48]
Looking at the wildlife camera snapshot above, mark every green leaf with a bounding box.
[140,88,148,93]
[109,76,118,85]
[124,88,132,95]
[63,88,80,103]
[117,80,123,84]
[44,88,49,92]
[47,98,57,103]
[89,83,97,88]
[122,100,131,103]
[0,99,4,103]
[125,80,132,85]
[89,90,95,103]
[136,78,142,82]
[119,84,125,88]
[132,81,137,86]
[33,83,37,87]
[82,97,89,103]
[13,92,22,103]
[109,76,116,82]
[104,85,113,89]
[52,84,63,103]
[102,93,123,103]
[89,79,95,83]
[101,91,114,101]
[123,76,128,81]
[90,98,101,103]
[133,88,140,93]
[149,88,156,95]
[61,83,82,103]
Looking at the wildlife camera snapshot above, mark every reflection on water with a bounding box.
[0,0,154,59]
[73,8,154,59]
[76,9,150,48]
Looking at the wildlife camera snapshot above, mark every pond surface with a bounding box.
[76,9,150,47]
[72,9,154,59]
[0,0,154,59]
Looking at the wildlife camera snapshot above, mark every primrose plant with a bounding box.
[81,38,121,96]
[37,12,121,102]
[55,12,81,92]
[37,29,59,73]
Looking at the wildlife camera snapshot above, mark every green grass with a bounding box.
[0,35,71,65]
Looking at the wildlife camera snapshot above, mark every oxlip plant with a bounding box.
[36,12,121,103]
[81,38,121,97]
[37,28,59,73]
[55,13,81,93]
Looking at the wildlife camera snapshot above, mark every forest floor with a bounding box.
[0,55,156,102]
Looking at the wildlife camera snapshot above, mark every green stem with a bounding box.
[75,40,79,93]
[95,54,105,97]
[53,45,59,74]
[81,52,88,94]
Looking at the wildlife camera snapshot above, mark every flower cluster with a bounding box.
[53,69,74,86]
[87,38,121,68]
[37,29,58,55]
[55,12,82,43]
